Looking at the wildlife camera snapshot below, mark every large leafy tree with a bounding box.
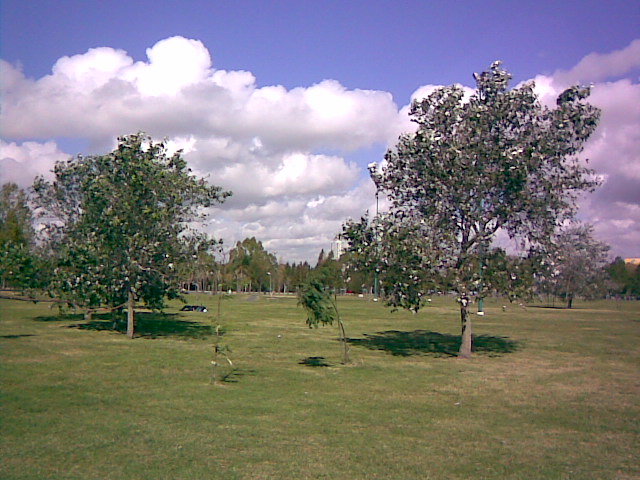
[540,224,610,308]
[606,257,640,297]
[0,182,49,292]
[344,62,600,358]
[228,237,277,292]
[0,183,34,247]
[32,133,230,337]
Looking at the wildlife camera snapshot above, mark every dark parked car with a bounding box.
[180,305,208,312]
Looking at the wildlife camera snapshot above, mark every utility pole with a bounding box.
[368,162,381,302]
[477,240,485,316]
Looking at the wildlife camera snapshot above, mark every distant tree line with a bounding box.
[0,178,375,299]
[1,173,628,307]
[606,257,640,297]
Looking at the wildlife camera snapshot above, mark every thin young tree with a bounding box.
[298,278,350,365]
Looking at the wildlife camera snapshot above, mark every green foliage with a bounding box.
[538,223,610,306]
[31,133,230,333]
[228,237,277,292]
[343,62,601,356]
[0,182,33,247]
[313,250,345,291]
[0,183,44,291]
[606,257,630,293]
[0,241,51,293]
[297,278,338,328]
[175,235,223,291]
[297,276,350,363]
[606,257,640,296]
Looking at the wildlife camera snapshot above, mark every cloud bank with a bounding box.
[1,36,638,260]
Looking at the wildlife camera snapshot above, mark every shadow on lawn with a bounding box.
[348,330,520,357]
[65,312,213,339]
[218,368,257,383]
[35,314,85,322]
[299,356,332,367]
[529,305,571,310]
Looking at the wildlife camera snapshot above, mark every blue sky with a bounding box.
[3,0,638,99]
[1,0,639,261]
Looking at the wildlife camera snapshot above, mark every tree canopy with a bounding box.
[539,223,610,308]
[0,182,41,291]
[32,133,230,337]
[228,237,277,293]
[343,61,601,357]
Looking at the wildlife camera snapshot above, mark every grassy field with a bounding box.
[1,294,639,479]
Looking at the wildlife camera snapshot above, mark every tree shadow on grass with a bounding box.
[34,314,85,322]
[347,330,520,357]
[299,356,332,367]
[529,305,571,310]
[67,312,214,339]
[217,368,257,384]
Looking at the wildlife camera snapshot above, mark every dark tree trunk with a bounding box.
[567,294,573,309]
[458,298,472,358]
[127,289,135,339]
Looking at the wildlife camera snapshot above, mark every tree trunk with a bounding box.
[331,296,350,364]
[127,289,135,339]
[458,298,472,358]
[567,294,573,309]
[337,319,350,365]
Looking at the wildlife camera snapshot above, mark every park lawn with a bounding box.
[1,294,638,479]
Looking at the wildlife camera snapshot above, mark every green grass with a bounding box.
[1,294,639,479]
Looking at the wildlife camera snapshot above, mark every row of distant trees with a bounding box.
[606,258,640,297]
[0,180,370,298]
[1,172,632,306]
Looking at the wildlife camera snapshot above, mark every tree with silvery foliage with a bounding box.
[343,61,601,358]
[539,223,610,308]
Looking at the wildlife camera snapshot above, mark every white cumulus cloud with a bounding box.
[0,140,68,187]
[0,36,402,261]
[526,40,640,257]
[1,36,638,260]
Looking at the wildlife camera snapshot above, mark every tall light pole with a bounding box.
[477,256,485,315]
[368,162,382,301]
[477,203,486,316]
